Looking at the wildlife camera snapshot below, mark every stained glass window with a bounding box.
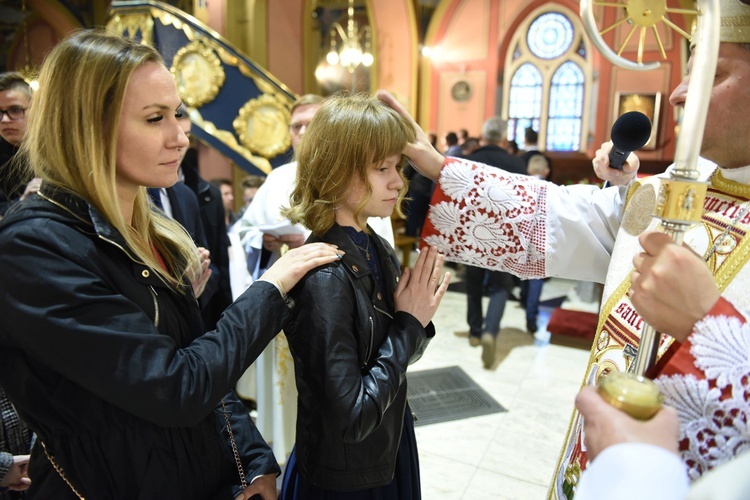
[547,62,584,150]
[505,9,588,152]
[508,63,542,147]
[527,12,574,60]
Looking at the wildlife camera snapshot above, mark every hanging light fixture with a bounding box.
[20,0,38,90]
[325,0,373,73]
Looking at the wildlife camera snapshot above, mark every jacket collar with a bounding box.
[310,222,401,299]
[313,223,371,279]
[33,186,142,263]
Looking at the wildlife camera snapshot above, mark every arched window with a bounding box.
[503,7,592,152]
[548,61,585,150]
[508,63,542,147]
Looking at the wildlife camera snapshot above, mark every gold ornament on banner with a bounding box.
[170,39,225,107]
[233,95,292,158]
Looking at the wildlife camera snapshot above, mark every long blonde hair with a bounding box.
[282,93,414,235]
[22,29,198,288]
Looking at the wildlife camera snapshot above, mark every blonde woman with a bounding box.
[279,94,450,499]
[0,30,341,499]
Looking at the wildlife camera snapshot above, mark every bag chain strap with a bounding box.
[42,441,85,499]
[221,398,248,490]
[42,399,247,498]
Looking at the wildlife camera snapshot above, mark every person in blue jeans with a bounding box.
[520,278,544,333]
[465,265,514,368]
[520,153,551,334]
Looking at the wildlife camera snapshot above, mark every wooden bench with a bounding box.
[391,212,418,268]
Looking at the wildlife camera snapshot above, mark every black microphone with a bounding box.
[608,111,652,170]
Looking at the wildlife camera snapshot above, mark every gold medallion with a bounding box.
[170,39,225,107]
[622,183,656,236]
[233,95,292,158]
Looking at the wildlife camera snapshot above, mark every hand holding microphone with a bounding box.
[592,111,650,186]
[609,111,652,170]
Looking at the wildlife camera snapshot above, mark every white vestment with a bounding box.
[420,157,750,496]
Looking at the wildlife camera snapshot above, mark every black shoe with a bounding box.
[526,321,538,334]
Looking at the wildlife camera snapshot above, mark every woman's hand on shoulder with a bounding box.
[259,242,343,296]
[394,246,451,327]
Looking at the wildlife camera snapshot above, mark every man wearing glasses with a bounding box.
[0,72,35,216]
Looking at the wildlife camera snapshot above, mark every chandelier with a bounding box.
[325,0,373,73]
[20,0,38,90]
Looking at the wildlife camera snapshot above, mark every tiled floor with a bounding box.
[412,271,598,499]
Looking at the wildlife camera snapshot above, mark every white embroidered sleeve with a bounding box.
[422,158,627,282]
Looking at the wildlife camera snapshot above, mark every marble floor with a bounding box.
[412,272,598,499]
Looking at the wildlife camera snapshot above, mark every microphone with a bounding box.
[608,111,652,170]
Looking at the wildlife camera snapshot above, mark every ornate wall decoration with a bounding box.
[106,12,154,46]
[451,80,472,102]
[233,95,292,158]
[170,39,225,107]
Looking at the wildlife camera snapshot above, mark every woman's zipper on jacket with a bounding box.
[373,304,393,320]
[98,234,163,328]
[362,316,374,369]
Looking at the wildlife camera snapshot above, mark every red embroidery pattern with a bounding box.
[421,157,547,278]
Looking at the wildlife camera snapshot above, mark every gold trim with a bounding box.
[150,6,296,99]
[106,11,154,46]
[654,177,707,223]
[150,6,294,163]
[232,95,292,159]
[711,169,750,199]
[706,171,750,289]
[187,108,273,175]
[714,221,750,290]
[110,1,293,171]
[170,39,225,107]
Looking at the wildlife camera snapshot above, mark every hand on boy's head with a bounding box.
[376,90,445,181]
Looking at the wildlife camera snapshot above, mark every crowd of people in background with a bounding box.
[412,123,554,369]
